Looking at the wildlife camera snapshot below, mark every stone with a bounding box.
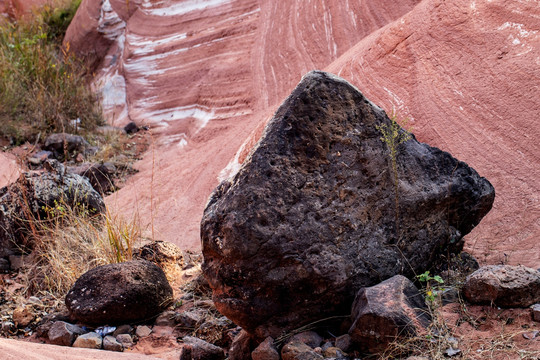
[113,324,133,337]
[201,71,494,338]
[65,260,173,325]
[12,305,34,328]
[334,334,351,352]
[228,329,254,360]
[175,310,204,329]
[67,162,117,194]
[323,347,347,359]
[532,304,540,322]
[463,265,540,307]
[182,336,225,360]
[135,325,152,338]
[281,341,324,360]
[155,310,176,327]
[43,133,90,157]
[251,336,279,360]
[124,122,140,134]
[28,151,53,166]
[288,331,323,348]
[348,275,431,354]
[103,335,123,352]
[48,321,86,346]
[116,334,134,349]
[134,241,184,282]
[0,171,105,257]
[72,332,102,349]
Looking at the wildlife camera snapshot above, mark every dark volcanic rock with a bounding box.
[0,171,105,257]
[66,260,173,325]
[201,71,495,338]
[43,133,90,158]
[463,265,540,307]
[68,162,117,194]
[348,275,430,353]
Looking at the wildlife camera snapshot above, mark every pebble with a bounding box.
[72,332,102,349]
[116,333,134,349]
[103,335,124,352]
[135,325,152,337]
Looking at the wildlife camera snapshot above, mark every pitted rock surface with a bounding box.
[201,71,494,338]
[66,260,173,325]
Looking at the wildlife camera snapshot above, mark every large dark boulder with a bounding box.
[201,71,495,339]
[66,260,173,325]
[0,169,105,257]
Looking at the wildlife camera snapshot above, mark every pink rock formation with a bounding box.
[64,0,539,268]
[0,338,163,359]
[0,153,20,188]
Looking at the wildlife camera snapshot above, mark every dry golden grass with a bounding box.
[22,200,142,298]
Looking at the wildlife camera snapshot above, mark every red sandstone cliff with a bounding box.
[63,0,539,267]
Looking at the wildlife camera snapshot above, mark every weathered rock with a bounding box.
[281,342,324,360]
[227,329,254,360]
[68,162,116,194]
[43,133,90,156]
[72,332,102,349]
[251,337,279,360]
[0,171,105,257]
[103,335,123,352]
[201,71,494,338]
[323,347,347,359]
[48,321,86,346]
[463,265,540,307]
[182,336,225,360]
[288,331,323,348]
[115,334,134,349]
[532,304,540,322]
[334,334,352,353]
[113,324,133,337]
[175,310,204,329]
[135,241,184,282]
[28,151,53,166]
[65,260,173,325]
[135,325,152,338]
[348,275,431,354]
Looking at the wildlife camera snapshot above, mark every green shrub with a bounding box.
[0,0,102,145]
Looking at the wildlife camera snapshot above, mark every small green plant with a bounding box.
[417,270,444,303]
[376,110,411,235]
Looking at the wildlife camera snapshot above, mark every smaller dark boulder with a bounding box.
[463,265,540,307]
[43,133,90,158]
[68,162,117,194]
[124,122,139,134]
[66,260,173,325]
[349,275,430,354]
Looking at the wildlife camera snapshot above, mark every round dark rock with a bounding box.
[66,260,173,325]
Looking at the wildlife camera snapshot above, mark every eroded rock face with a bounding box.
[66,260,173,325]
[0,171,105,257]
[463,265,540,307]
[201,71,494,338]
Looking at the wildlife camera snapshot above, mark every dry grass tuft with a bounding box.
[22,200,142,298]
